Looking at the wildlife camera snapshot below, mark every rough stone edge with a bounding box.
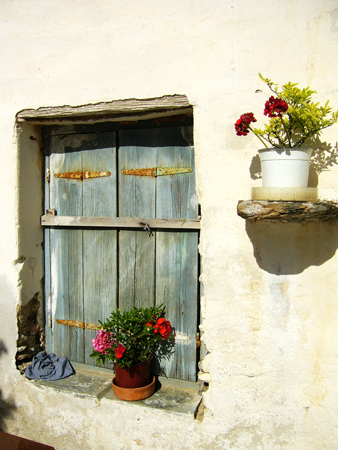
[16,294,45,373]
[16,95,192,123]
[237,200,338,223]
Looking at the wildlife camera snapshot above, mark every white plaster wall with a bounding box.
[1,0,338,449]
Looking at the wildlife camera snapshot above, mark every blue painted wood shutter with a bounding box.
[44,125,199,381]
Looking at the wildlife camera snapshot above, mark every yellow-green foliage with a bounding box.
[253,74,338,148]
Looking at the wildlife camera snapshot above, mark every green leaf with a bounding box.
[248,75,338,147]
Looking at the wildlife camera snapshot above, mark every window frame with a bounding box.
[16,96,206,382]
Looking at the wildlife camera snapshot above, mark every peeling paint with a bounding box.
[14,255,26,265]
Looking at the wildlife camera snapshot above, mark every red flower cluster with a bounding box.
[115,344,126,359]
[264,96,288,118]
[155,318,172,338]
[147,317,172,339]
[234,113,257,136]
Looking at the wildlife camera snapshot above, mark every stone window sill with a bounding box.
[237,200,338,222]
[28,362,204,417]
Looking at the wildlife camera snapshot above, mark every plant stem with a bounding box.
[249,127,269,148]
[280,116,291,147]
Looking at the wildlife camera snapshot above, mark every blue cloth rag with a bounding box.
[25,352,75,381]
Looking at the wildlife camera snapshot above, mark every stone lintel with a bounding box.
[16,95,192,124]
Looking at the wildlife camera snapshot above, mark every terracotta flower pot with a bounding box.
[111,376,156,401]
[112,361,155,401]
[113,361,151,388]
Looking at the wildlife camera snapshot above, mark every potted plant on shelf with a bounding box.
[90,304,172,401]
[235,74,338,200]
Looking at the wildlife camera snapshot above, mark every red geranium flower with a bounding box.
[156,318,172,339]
[264,96,288,118]
[234,113,257,136]
[115,344,126,359]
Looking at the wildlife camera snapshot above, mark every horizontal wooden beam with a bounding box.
[237,200,338,222]
[56,320,193,343]
[16,95,192,124]
[41,215,201,230]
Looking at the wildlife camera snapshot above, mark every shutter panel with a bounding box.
[45,124,199,381]
[119,126,198,381]
[156,126,198,381]
[48,135,84,361]
[46,132,117,365]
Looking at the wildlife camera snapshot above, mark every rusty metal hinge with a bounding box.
[56,319,100,330]
[168,332,191,342]
[122,167,192,177]
[196,332,201,348]
[54,171,111,180]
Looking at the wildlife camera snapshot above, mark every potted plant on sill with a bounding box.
[235,74,338,199]
[90,305,172,401]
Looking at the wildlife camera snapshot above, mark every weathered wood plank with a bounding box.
[50,227,84,361]
[65,229,85,361]
[156,126,196,220]
[41,215,201,229]
[81,133,117,218]
[118,230,156,311]
[156,231,199,381]
[119,129,156,310]
[16,95,191,124]
[82,132,118,366]
[155,126,199,381]
[83,228,117,367]
[237,200,338,222]
[49,135,84,361]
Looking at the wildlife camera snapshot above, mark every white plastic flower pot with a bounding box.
[258,148,313,188]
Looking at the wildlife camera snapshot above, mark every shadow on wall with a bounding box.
[0,340,17,431]
[246,220,338,275]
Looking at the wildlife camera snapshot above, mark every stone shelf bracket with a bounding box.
[237,200,338,223]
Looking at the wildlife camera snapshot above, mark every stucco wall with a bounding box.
[1,1,338,449]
